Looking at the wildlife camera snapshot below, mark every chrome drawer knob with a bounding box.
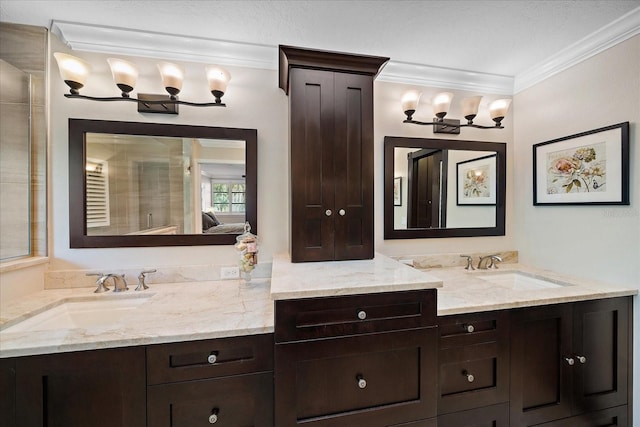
[463,324,475,333]
[325,209,332,216]
[576,355,587,364]
[357,376,367,389]
[338,209,346,216]
[357,310,367,320]
[208,414,218,424]
[207,353,217,364]
[463,370,474,383]
[565,357,575,366]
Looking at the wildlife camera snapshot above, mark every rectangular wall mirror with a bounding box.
[69,119,257,248]
[384,136,506,239]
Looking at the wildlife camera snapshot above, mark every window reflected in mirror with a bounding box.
[69,119,257,248]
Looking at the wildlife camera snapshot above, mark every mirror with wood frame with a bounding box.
[384,136,506,239]
[69,119,257,248]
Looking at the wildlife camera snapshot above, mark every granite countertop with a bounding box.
[270,253,443,300]
[0,279,274,358]
[429,263,638,316]
[1,257,636,359]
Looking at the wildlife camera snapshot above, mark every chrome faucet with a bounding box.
[135,269,156,291]
[477,254,502,270]
[86,273,128,293]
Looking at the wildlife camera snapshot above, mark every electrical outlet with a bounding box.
[220,266,240,279]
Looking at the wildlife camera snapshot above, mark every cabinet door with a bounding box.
[290,68,336,262]
[572,298,630,413]
[438,403,510,427]
[147,372,273,427]
[0,358,15,427]
[15,347,146,427]
[531,405,628,427]
[275,328,437,426]
[333,72,374,261]
[510,304,573,426]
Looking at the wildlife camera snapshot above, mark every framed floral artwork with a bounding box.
[456,154,497,205]
[533,122,629,205]
[393,177,402,206]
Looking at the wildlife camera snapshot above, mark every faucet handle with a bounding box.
[460,255,475,270]
[489,255,503,269]
[136,269,156,291]
[86,273,110,293]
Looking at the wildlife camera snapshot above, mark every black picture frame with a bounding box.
[533,122,629,206]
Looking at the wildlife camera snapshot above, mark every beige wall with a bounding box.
[513,34,639,413]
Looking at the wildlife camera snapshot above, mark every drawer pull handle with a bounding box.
[463,324,475,333]
[565,357,575,366]
[207,353,218,364]
[462,370,475,383]
[357,375,367,389]
[208,409,219,424]
[575,355,587,364]
[339,209,346,216]
[357,310,367,320]
[325,209,332,217]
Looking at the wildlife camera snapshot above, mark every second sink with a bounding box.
[477,271,570,291]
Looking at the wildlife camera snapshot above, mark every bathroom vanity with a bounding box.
[0,256,635,427]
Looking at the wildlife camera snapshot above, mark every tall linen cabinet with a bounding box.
[279,46,389,262]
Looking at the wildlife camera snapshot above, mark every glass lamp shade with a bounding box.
[489,99,512,124]
[205,65,231,103]
[401,91,422,119]
[432,92,454,119]
[107,58,138,97]
[53,52,91,94]
[461,96,483,122]
[157,62,184,98]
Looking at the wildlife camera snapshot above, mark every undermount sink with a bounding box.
[477,271,570,290]
[2,295,152,333]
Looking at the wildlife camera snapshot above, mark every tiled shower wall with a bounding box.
[0,22,47,258]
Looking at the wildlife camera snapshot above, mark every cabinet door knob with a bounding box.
[357,310,367,320]
[463,324,475,333]
[325,209,332,216]
[565,357,575,366]
[357,375,367,389]
[462,370,475,383]
[338,209,346,216]
[207,353,218,364]
[575,355,587,364]
[209,409,219,424]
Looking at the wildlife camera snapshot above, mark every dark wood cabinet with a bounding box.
[14,346,146,427]
[438,403,510,427]
[147,334,274,427]
[274,289,437,426]
[531,405,628,426]
[437,310,510,415]
[0,358,15,427]
[279,45,388,262]
[510,297,631,426]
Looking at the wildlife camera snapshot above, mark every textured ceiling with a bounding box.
[1,0,639,77]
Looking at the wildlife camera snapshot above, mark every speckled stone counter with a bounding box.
[270,253,443,300]
[429,263,637,316]
[0,279,273,358]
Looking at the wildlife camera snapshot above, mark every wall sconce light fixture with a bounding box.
[53,52,231,114]
[401,90,511,134]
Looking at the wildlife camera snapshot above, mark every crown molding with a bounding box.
[377,61,515,95]
[51,21,277,70]
[514,6,640,93]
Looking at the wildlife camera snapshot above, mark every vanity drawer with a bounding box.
[275,289,437,343]
[438,341,509,414]
[275,328,438,426]
[146,334,273,385]
[147,371,273,426]
[439,311,508,348]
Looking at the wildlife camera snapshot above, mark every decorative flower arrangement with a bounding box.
[547,145,606,194]
[235,222,258,282]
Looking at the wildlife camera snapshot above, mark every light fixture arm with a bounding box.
[403,118,503,129]
[63,93,226,107]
